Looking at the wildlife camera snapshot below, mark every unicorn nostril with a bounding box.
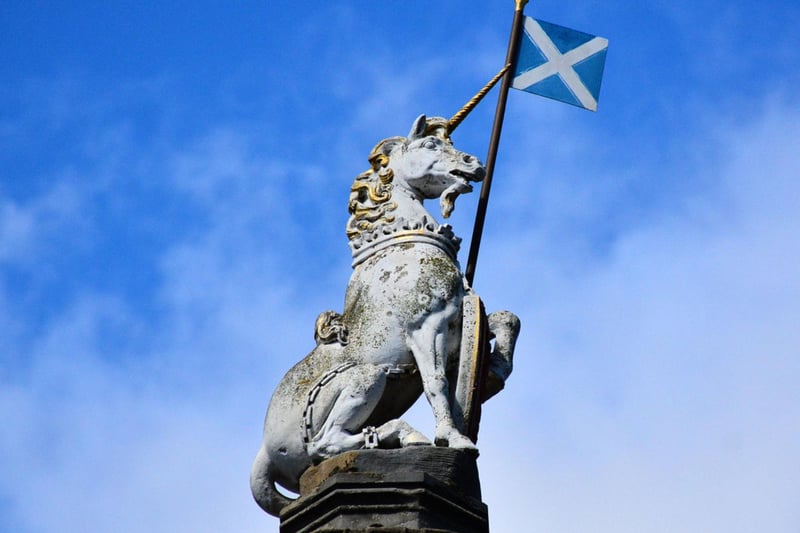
[463,154,473,163]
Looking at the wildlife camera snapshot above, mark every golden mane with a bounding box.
[346,137,405,240]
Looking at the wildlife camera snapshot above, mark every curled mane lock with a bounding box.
[314,310,349,346]
[346,138,404,240]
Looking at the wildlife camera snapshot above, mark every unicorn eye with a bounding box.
[423,139,438,150]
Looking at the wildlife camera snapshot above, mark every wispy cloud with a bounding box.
[475,98,800,532]
[2,3,799,531]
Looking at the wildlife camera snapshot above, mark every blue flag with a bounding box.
[512,17,608,111]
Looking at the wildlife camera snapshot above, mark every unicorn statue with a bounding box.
[250,115,520,517]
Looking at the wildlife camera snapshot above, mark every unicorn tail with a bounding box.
[250,444,292,517]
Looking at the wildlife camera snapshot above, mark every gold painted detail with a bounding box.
[350,222,461,268]
[345,132,463,267]
[314,310,349,346]
[515,0,528,11]
[448,64,511,135]
[346,139,399,240]
[422,116,453,144]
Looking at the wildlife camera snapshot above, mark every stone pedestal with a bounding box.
[279,447,488,533]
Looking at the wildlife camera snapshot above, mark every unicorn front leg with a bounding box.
[407,310,477,451]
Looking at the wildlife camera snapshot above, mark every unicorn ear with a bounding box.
[408,114,427,140]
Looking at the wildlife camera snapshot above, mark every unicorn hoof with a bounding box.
[434,429,477,451]
[402,431,432,447]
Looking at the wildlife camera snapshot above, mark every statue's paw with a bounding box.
[488,311,521,359]
[435,429,477,452]
[402,430,432,447]
[487,310,521,383]
[447,432,478,451]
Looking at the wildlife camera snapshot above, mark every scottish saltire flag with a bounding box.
[512,17,608,111]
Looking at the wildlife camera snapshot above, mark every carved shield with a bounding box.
[453,294,490,442]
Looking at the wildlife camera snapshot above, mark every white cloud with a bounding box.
[0,87,326,533]
[475,100,800,532]
[0,178,87,264]
[0,201,35,260]
[3,45,799,533]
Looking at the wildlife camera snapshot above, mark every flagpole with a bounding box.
[464,0,528,286]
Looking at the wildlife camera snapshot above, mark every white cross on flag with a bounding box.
[512,17,609,111]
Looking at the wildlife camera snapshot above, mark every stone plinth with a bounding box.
[279,447,488,533]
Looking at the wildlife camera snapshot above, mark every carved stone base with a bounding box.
[279,447,488,533]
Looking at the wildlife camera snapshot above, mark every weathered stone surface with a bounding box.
[298,447,482,500]
[280,447,488,533]
[453,295,489,441]
[250,115,520,519]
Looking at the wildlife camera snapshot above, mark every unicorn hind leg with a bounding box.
[306,363,432,461]
[305,363,387,461]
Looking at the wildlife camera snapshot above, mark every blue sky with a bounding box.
[2,1,799,531]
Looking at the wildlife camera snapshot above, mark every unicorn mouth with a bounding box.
[451,176,474,192]
[450,168,485,182]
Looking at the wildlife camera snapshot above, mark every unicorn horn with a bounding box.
[447,64,510,135]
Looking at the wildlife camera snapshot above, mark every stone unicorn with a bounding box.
[251,115,519,516]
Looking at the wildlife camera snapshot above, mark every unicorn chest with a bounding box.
[349,243,464,306]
